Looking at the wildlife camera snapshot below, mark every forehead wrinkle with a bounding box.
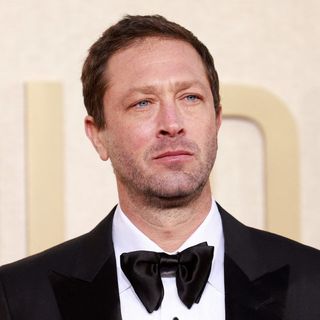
[173,80,208,91]
[122,80,209,97]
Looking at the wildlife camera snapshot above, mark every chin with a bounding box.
[145,179,207,209]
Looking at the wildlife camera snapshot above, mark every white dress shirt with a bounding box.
[112,200,225,320]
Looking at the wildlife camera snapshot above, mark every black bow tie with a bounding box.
[120,242,214,313]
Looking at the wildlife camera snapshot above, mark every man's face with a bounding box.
[87,37,221,207]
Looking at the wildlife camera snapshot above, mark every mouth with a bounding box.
[153,150,193,162]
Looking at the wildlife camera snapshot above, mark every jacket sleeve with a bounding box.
[0,276,12,320]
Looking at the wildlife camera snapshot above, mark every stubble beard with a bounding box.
[110,136,217,209]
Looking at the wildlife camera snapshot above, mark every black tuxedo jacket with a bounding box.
[1,204,320,319]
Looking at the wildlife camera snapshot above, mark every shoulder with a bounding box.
[247,223,320,269]
[0,209,115,280]
[218,203,320,273]
[0,231,89,281]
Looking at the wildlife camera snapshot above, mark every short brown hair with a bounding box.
[81,14,220,129]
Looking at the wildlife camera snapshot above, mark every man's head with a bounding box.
[81,14,220,129]
[83,15,222,209]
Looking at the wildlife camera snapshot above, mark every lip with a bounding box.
[153,150,193,162]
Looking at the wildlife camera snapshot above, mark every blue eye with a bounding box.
[135,100,150,108]
[185,95,199,102]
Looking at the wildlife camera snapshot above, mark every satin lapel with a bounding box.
[49,254,121,320]
[224,255,289,320]
[218,204,290,320]
[48,208,122,320]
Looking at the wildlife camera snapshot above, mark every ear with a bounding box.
[84,116,109,161]
[215,105,222,131]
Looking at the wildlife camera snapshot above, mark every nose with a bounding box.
[156,103,185,138]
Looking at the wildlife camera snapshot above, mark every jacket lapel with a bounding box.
[224,255,289,320]
[219,204,290,320]
[48,208,122,320]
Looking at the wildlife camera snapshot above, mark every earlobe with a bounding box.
[84,116,109,161]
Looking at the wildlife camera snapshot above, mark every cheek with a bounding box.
[189,114,216,140]
[117,122,154,153]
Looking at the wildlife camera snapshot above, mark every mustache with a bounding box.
[146,137,200,158]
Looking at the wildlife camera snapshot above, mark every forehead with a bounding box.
[105,37,209,89]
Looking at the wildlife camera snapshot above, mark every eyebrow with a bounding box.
[125,80,208,96]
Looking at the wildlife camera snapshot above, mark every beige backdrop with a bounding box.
[1,0,320,264]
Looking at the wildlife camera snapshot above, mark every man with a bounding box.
[1,14,320,320]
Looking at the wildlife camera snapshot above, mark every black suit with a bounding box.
[1,204,320,319]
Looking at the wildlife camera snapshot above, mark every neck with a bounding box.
[118,182,212,252]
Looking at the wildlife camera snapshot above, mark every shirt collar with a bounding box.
[112,200,225,295]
